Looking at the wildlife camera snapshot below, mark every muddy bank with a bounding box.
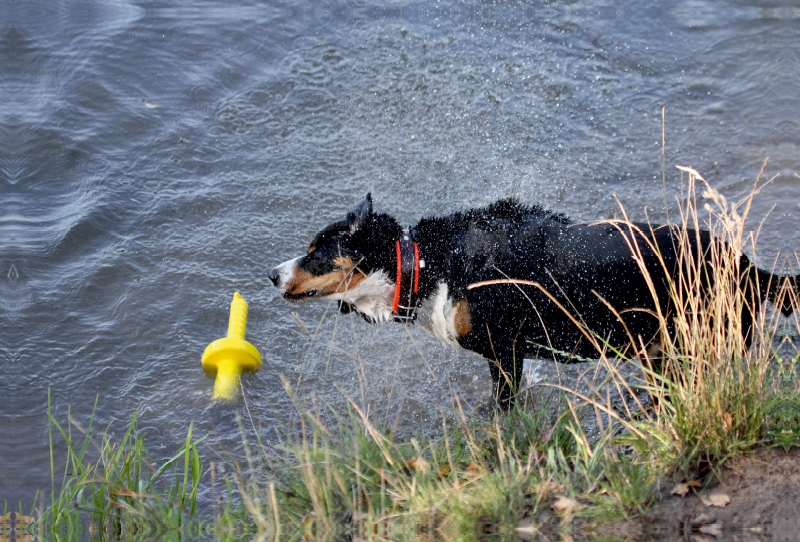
[596,447,800,542]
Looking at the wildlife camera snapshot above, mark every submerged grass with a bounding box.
[36,166,800,540]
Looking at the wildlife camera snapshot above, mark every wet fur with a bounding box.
[270,195,795,408]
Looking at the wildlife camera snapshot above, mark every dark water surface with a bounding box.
[2,0,800,507]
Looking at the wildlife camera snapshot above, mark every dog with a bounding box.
[269,194,795,408]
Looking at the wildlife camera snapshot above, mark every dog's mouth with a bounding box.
[283,289,318,301]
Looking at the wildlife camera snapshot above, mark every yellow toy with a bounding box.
[202,292,262,399]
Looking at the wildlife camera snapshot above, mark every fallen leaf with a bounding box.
[538,424,556,444]
[699,492,730,508]
[551,496,584,515]
[465,462,483,476]
[672,482,691,497]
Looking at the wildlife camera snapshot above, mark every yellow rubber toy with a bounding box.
[202,292,262,400]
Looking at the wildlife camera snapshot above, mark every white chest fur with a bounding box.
[328,270,395,323]
[416,282,462,347]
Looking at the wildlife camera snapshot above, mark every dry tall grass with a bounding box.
[578,165,785,474]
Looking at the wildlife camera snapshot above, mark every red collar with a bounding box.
[392,228,420,322]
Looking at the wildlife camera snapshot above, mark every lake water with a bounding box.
[2,0,799,508]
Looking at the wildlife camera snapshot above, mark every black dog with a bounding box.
[269,194,795,408]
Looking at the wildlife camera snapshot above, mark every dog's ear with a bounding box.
[347,193,373,233]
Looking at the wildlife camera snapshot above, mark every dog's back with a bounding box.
[271,195,795,408]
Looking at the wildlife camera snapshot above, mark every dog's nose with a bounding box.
[268,267,280,286]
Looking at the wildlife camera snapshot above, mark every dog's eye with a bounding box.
[306,253,333,276]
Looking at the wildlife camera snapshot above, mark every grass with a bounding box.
[585,166,784,471]
[39,391,206,540]
[33,166,800,540]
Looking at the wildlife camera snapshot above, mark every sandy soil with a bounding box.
[599,447,800,542]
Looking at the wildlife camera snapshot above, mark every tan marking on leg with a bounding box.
[453,299,473,337]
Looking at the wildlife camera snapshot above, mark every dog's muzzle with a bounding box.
[267,258,300,296]
[269,257,301,294]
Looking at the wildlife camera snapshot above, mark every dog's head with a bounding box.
[269,194,401,321]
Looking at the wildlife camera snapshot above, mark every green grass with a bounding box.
[39,391,206,540]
